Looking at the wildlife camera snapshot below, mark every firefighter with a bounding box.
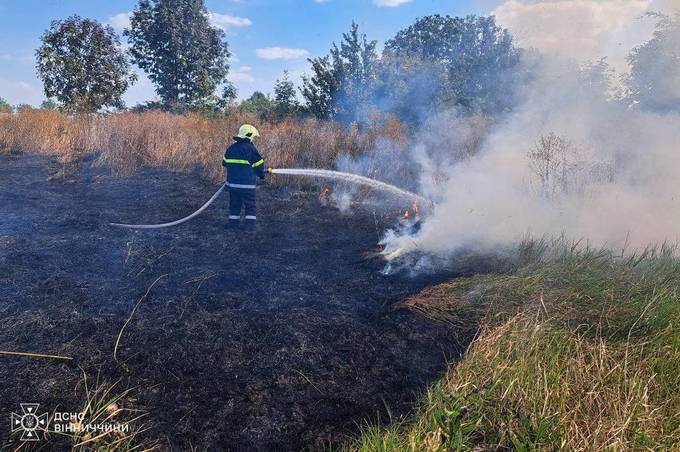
[222,124,268,229]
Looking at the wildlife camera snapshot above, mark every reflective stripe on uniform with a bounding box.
[252,159,264,167]
[228,215,240,220]
[224,158,251,165]
[227,183,257,189]
[245,215,256,220]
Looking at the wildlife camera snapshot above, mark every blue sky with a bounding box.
[0,0,478,106]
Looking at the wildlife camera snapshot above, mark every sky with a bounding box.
[0,0,673,107]
[0,0,472,106]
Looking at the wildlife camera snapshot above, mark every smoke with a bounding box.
[309,3,680,270]
[330,111,490,215]
[492,0,656,69]
[378,9,680,265]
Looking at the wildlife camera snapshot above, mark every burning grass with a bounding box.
[353,243,680,450]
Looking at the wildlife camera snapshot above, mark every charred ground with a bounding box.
[0,153,465,450]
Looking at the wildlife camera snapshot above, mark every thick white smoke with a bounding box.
[381,5,680,263]
[491,0,656,69]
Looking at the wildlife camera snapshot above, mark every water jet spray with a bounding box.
[109,168,428,229]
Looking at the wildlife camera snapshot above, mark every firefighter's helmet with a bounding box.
[236,124,260,141]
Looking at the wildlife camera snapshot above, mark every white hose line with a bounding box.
[109,168,429,230]
[272,168,430,204]
[109,182,228,229]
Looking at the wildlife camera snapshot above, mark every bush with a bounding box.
[0,97,12,114]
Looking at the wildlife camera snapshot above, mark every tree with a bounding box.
[35,15,135,113]
[302,21,378,122]
[578,57,614,103]
[273,71,299,117]
[125,0,231,111]
[0,98,11,114]
[301,56,337,120]
[627,13,680,113]
[219,82,238,109]
[239,91,274,118]
[40,99,60,111]
[380,15,520,119]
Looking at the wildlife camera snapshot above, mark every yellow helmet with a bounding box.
[236,124,260,140]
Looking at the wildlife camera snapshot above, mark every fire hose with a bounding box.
[109,182,228,229]
[110,168,428,229]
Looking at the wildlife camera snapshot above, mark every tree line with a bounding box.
[4,0,677,121]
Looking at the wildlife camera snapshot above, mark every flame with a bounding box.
[402,199,419,220]
[319,187,330,202]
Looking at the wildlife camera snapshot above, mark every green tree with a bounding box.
[380,15,520,119]
[40,99,60,110]
[627,13,680,113]
[302,21,378,122]
[273,70,299,117]
[125,0,231,111]
[35,15,136,113]
[220,82,238,107]
[239,91,274,118]
[0,97,11,114]
[301,55,337,120]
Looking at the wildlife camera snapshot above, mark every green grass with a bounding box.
[352,243,680,451]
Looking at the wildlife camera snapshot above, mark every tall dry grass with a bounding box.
[0,109,96,162]
[0,109,408,183]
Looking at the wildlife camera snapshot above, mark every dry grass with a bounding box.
[0,109,408,184]
[354,245,680,451]
[0,109,95,163]
[65,373,154,451]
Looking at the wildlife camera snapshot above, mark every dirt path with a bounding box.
[0,153,463,450]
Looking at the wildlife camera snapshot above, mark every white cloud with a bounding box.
[107,11,251,34]
[0,53,33,64]
[208,12,252,30]
[107,12,132,32]
[0,78,42,106]
[255,47,310,60]
[373,0,414,7]
[230,66,255,84]
[492,0,656,68]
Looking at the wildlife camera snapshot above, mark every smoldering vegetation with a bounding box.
[346,14,680,270]
[1,3,679,451]
[0,152,463,449]
[2,13,679,273]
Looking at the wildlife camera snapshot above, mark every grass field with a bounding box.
[353,242,680,450]
[2,109,678,449]
[0,109,407,182]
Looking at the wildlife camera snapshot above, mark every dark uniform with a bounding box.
[222,137,266,227]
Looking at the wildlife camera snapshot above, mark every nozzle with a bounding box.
[267,167,274,174]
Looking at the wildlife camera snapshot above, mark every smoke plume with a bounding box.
[379,4,680,265]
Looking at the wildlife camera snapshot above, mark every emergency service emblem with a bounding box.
[10,403,48,441]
